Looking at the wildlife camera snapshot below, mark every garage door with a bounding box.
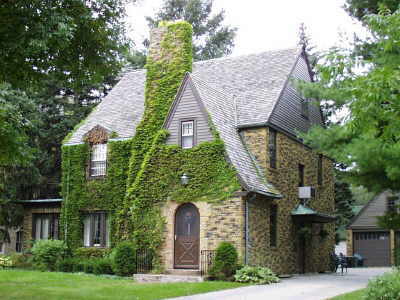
[353,231,390,266]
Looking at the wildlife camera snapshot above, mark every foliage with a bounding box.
[350,185,376,205]
[128,0,236,69]
[74,247,110,259]
[209,242,239,280]
[297,8,400,193]
[113,241,137,276]
[344,0,399,21]
[93,258,114,275]
[60,138,132,248]
[234,266,280,284]
[31,240,68,271]
[0,269,246,300]
[8,253,33,269]
[363,270,400,299]
[56,257,76,273]
[0,255,13,268]
[377,210,400,230]
[335,169,355,231]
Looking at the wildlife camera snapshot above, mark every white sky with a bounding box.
[126,0,367,56]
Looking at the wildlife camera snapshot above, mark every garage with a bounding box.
[353,231,390,266]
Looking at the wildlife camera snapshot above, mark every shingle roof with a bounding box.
[190,74,280,196]
[65,48,300,145]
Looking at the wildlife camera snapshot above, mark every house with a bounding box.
[18,22,335,275]
[347,191,399,267]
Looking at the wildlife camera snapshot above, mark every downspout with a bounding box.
[245,193,257,265]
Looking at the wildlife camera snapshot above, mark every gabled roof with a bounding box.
[64,48,302,145]
[188,74,281,196]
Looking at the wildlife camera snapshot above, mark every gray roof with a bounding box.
[190,74,280,196]
[65,48,300,145]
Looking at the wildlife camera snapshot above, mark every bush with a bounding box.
[93,258,114,275]
[83,259,95,274]
[56,257,76,273]
[363,269,400,299]
[234,266,280,284]
[113,241,136,276]
[8,253,33,269]
[31,240,68,271]
[0,255,13,268]
[72,259,86,273]
[74,247,110,259]
[209,242,238,280]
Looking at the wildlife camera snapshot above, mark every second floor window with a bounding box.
[298,164,305,187]
[90,143,107,177]
[33,213,59,241]
[269,128,277,168]
[181,120,194,149]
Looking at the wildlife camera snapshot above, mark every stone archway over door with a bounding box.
[174,203,200,269]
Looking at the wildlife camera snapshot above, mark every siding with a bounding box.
[165,79,213,146]
[350,191,390,229]
[269,55,323,135]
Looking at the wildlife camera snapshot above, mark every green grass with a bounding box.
[0,269,246,300]
[329,289,365,300]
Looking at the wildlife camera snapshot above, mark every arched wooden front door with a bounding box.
[174,203,200,269]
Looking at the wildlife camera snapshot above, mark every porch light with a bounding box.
[181,173,190,185]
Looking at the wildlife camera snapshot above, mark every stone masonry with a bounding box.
[243,126,335,274]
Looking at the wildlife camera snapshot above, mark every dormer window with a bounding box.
[181,120,194,149]
[90,143,107,177]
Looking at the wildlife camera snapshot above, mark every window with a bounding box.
[83,212,110,247]
[270,205,278,247]
[269,128,277,168]
[301,99,309,118]
[32,214,59,240]
[181,120,194,149]
[16,231,23,252]
[387,196,398,213]
[90,143,107,177]
[317,154,323,185]
[298,164,305,187]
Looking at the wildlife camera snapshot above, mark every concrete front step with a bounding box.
[133,273,203,283]
[166,269,201,276]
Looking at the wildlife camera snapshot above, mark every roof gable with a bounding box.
[164,74,213,146]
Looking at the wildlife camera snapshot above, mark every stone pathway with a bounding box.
[168,267,390,300]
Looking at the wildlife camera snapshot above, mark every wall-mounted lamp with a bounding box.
[181,173,190,185]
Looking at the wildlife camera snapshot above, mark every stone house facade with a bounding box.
[13,23,335,275]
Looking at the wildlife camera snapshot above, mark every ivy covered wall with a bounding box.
[60,139,132,248]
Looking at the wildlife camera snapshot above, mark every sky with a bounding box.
[126,0,367,56]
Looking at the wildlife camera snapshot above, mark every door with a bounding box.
[353,231,390,266]
[174,203,200,269]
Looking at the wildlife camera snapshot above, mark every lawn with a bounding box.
[329,289,365,300]
[0,269,246,300]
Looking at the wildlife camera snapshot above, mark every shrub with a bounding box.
[74,247,110,259]
[31,240,68,271]
[9,253,33,269]
[72,259,86,273]
[363,269,400,299]
[0,255,13,268]
[93,258,114,275]
[83,259,95,274]
[56,257,76,273]
[113,241,136,276]
[234,266,280,284]
[209,242,238,280]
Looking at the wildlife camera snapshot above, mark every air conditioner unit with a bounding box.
[299,186,315,199]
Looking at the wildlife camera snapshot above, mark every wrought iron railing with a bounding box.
[200,250,216,276]
[136,249,154,274]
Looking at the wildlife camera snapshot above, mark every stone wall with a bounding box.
[22,203,62,246]
[242,127,335,274]
[160,197,245,270]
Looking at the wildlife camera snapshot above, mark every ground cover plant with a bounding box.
[0,269,246,300]
[234,266,280,284]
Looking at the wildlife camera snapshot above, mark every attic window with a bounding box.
[301,99,309,119]
[90,143,107,177]
[181,120,194,149]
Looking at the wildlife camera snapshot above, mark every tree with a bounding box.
[0,1,133,200]
[344,0,399,20]
[130,0,236,67]
[298,8,400,193]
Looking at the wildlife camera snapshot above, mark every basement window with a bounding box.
[83,212,110,248]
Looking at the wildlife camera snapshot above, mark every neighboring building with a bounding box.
[347,191,398,267]
[16,23,335,275]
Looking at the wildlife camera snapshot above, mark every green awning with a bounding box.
[291,204,336,223]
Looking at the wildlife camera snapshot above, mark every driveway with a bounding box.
[170,268,391,300]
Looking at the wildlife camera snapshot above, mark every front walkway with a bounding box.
[169,267,390,300]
